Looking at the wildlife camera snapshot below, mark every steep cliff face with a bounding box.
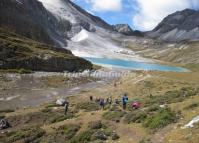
[0,0,71,46]
[0,0,117,47]
[0,28,92,72]
[147,9,199,41]
[38,0,114,38]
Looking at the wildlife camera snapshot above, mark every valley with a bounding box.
[0,0,199,143]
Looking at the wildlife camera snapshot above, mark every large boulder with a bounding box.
[56,99,66,106]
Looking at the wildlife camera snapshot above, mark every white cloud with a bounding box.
[87,0,122,12]
[133,0,199,31]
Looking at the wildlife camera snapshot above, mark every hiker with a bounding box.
[99,98,105,109]
[122,93,128,110]
[0,119,10,130]
[132,101,141,109]
[108,96,112,105]
[64,101,69,115]
[90,96,93,101]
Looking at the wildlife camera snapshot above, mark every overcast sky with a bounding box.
[73,0,199,31]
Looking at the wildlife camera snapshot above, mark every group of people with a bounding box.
[63,92,140,115]
[90,93,129,110]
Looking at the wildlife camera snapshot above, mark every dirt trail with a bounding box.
[0,74,112,110]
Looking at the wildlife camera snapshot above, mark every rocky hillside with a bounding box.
[147,9,199,41]
[0,0,71,46]
[0,0,118,48]
[38,0,114,38]
[0,28,92,72]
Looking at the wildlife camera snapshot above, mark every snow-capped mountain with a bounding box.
[37,0,144,61]
[38,0,114,38]
[1,0,198,64]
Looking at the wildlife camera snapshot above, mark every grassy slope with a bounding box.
[0,28,76,59]
[1,71,199,143]
[0,28,92,72]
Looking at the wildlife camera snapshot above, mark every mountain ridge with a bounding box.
[147,9,199,41]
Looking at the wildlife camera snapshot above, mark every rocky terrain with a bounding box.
[0,0,66,46]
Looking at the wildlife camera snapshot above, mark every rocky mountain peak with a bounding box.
[113,24,143,37]
[113,24,133,35]
[148,9,199,41]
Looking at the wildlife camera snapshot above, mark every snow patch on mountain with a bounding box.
[38,0,76,23]
[72,29,89,42]
[38,0,152,63]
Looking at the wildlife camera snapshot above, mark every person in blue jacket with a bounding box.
[122,93,128,110]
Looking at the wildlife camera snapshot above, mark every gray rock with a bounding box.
[56,99,66,106]
[111,132,120,140]
[91,131,107,141]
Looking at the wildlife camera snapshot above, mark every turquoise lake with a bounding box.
[84,57,188,72]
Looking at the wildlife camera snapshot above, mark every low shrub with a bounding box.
[40,108,52,113]
[143,87,199,106]
[45,103,61,108]
[0,109,15,113]
[18,68,32,74]
[49,113,74,123]
[5,127,45,142]
[57,124,81,140]
[146,104,161,112]
[70,122,118,142]
[103,128,113,136]
[139,138,152,143]
[124,112,147,124]
[0,69,32,74]
[103,110,126,122]
[184,103,199,110]
[76,102,101,112]
[143,108,179,131]
[70,130,94,143]
[88,121,102,129]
